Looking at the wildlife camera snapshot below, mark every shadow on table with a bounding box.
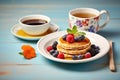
[97,30,120,38]
[43,54,109,72]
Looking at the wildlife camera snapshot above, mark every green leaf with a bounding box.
[72,26,77,31]
[67,26,86,36]
[19,52,23,55]
[67,28,72,34]
[67,26,78,34]
[72,26,78,34]
[77,32,86,36]
[81,32,86,35]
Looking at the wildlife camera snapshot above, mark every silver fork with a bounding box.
[109,41,116,72]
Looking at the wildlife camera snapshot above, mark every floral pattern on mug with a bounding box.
[88,25,95,32]
[94,16,99,21]
[75,20,82,27]
[70,15,100,33]
[82,19,89,27]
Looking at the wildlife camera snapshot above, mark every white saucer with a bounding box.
[11,23,59,40]
[37,31,110,63]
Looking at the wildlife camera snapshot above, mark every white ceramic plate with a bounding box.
[37,31,110,63]
[11,23,59,40]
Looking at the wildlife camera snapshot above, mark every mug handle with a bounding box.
[99,10,110,30]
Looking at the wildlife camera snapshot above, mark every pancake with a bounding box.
[57,44,91,55]
[58,37,91,50]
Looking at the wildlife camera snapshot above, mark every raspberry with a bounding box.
[66,34,74,43]
[46,46,53,52]
[85,52,91,58]
[57,52,64,59]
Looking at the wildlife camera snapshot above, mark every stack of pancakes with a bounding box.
[57,36,91,56]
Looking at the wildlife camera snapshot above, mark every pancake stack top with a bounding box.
[57,26,91,55]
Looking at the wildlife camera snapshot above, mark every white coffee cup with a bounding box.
[19,15,50,35]
[69,8,110,33]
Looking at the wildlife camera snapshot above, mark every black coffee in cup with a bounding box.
[19,15,50,35]
[22,19,48,25]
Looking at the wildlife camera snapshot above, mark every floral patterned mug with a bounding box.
[69,8,110,33]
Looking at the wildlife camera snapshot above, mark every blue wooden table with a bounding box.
[0,0,120,80]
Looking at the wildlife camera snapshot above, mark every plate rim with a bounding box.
[11,23,59,40]
[37,31,110,63]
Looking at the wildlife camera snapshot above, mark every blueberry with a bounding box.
[72,55,77,60]
[77,55,83,59]
[94,48,100,54]
[74,35,85,42]
[81,35,85,41]
[52,41,58,50]
[62,34,67,40]
[91,44,96,49]
[49,49,55,55]
[91,44,100,50]
[74,36,81,42]
[89,44,100,56]
[55,50,59,54]
[89,48,96,56]
[52,52,59,57]
[95,46,100,50]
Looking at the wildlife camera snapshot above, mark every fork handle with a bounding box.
[109,41,116,72]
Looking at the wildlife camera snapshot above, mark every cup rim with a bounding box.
[69,8,100,19]
[19,14,51,27]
